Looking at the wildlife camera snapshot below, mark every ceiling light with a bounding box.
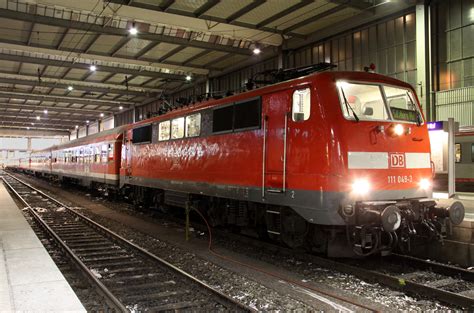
[67,86,73,91]
[129,23,138,35]
[36,116,40,120]
[119,106,123,110]
[90,64,97,71]
[253,47,261,55]
[27,127,30,130]
[185,75,192,81]
[31,122,34,126]
[100,113,104,117]
[86,120,89,124]
[75,125,78,129]
[43,109,48,114]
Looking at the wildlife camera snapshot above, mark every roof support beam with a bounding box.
[0,8,254,56]
[110,37,131,57]
[0,102,117,115]
[0,49,185,81]
[194,0,220,17]
[282,5,346,33]
[226,0,266,23]
[327,0,375,12]
[0,90,134,107]
[0,112,90,124]
[108,0,303,38]
[256,0,314,28]
[0,75,155,96]
[0,122,73,132]
[160,0,175,11]
[157,46,186,63]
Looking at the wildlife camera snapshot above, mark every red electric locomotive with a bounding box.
[18,68,464,256]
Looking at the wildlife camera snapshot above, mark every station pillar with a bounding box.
[416,3,432,121]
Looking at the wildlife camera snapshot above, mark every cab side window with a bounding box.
[292,87,311,122]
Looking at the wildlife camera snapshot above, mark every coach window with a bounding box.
[292,88,311,122]
[186,113,201,137]
[171,117,185,139]
[101,145,108,163]
[471,144,474,162]
[108,144,114,159]
[159,120,170,141]
[455,144,462,163]
[95,146,100,163]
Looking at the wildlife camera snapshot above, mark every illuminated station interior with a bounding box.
[0,0,473,311]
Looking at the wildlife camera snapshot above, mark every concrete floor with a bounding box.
[0,182,85,312]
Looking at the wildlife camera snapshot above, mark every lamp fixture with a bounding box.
[129,23,138,35]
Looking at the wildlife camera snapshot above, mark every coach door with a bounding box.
[263,91,289,194]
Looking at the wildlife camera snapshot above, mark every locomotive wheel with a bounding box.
[280,209,308,248]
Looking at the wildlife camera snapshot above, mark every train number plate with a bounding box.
[387,175,412,184]
[389,153,406,168]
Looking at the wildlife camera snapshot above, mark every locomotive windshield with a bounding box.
[337,82,421,123]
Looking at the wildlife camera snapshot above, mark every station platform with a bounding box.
[0,181,86,312]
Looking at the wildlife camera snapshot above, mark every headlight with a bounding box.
[352,179,371,195]
[419,178,431,190]
[393,124,404,136]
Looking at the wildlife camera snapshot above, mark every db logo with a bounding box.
[389,153,405,168]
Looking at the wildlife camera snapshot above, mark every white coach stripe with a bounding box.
[348,152,388,169]
[405,153,431,168]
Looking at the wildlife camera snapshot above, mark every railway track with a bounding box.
[1,172,252,312]
[175,211,474,310]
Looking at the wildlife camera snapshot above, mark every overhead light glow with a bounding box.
[27,127,30,130]
[185,75,192,81]
[86,120,90,124]
[36,116,40,120]
[119,106,123,110]
[75,125,78,129]
[90,64,97,71]
[100,113,104,117]
[43,109,48,114]
[129,24,138,35]
[31,122,34,126]
[67,86,74,91]
[253,47,261,55]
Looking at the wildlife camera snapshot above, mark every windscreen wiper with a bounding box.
[340,88,359,122]
[406,91,421,126]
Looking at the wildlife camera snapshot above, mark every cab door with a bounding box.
[263,91,290,193]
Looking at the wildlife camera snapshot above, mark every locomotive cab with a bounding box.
[328,74,465,256]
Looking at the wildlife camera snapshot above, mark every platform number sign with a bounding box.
[389,153,405,168]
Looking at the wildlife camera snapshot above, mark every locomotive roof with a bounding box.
[131,70,415,128]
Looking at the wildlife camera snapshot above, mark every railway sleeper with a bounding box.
[123,290,188,302]
[81,255,135,263]
[110,280,176,293]
[76,249,129,258]
[147,300,207,311]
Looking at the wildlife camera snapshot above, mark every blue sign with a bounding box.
[427,121,444,131]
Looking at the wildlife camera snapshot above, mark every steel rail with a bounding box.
[1,175,129,312]
[389,253,474,282]
[2,172,253,312]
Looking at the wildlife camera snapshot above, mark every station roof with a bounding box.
[0,0,413,133]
